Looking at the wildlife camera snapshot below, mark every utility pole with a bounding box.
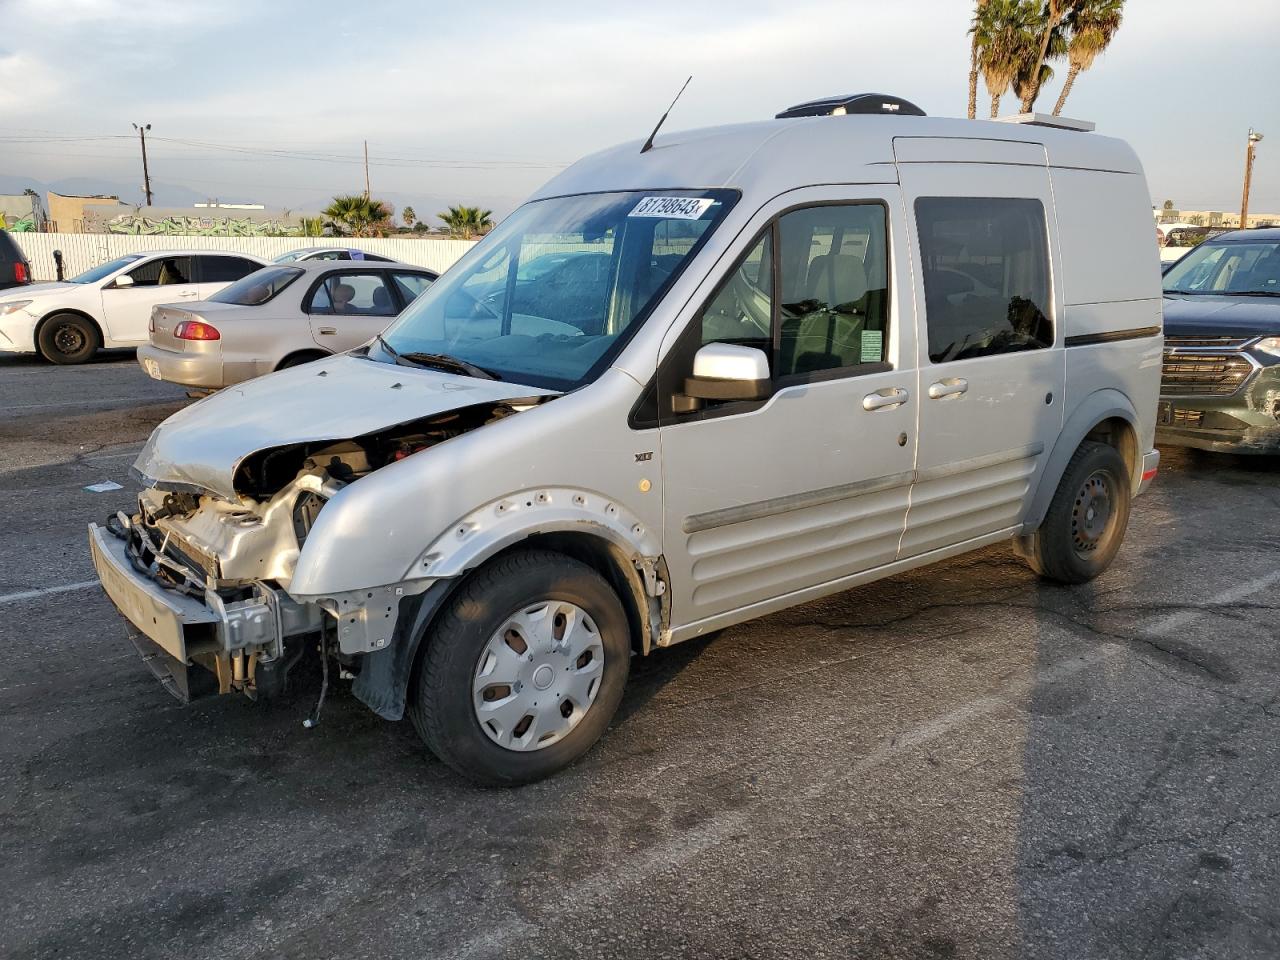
[132,122,153,206]
[363,139,371,198]
[1240,128,1263,229]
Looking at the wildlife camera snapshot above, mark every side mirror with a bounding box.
[112,273,134,289]
[674,343,771,413]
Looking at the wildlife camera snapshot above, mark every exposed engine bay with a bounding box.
[101,397,550,705]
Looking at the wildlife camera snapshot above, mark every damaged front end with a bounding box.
[89,363,556,712]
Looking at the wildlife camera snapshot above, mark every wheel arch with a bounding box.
[274,348,331,371]
[35,308,103,351]
[1024,389,1142,531]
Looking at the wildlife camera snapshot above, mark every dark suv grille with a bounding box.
[1165,335,1253,349]
[1161,352,1254,396]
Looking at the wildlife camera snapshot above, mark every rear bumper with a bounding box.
[137,343,224,388]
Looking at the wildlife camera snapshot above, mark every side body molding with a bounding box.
[1021,388,1141,531]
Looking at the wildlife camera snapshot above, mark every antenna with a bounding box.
[641,76,692,154]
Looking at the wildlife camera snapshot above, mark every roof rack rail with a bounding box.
[776,93,926,119]
[994,112,1095,132]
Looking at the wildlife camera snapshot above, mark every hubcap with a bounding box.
[1071,471,1113,555]
[54,324,85,354]
[473,601,604,752]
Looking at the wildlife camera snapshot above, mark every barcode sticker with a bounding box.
[628,196,715,219]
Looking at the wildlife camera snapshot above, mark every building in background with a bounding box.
[1156,207,1280,229]
[0,192,43,231]
[45,192,127,232]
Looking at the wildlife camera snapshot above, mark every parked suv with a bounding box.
[0,250,268,363]
[89,104,1162,785]
[1158,228,1280,453]
[0,229,32,291]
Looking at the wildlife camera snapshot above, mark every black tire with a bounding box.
[37,313,100,364]
[276,351,328,370]
[409,549,631,786]
[1020,441,1131,584]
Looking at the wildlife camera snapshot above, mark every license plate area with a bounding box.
[143,357,162,380]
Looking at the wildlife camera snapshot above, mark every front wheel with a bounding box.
[1018,441,1131,584]
[38,313,101,364]
[408,549,631,786]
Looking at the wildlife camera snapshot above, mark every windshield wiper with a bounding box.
[1228,290,1280,297]
[396,351,501,381]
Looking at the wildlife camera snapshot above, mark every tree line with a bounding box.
[967,0,1124,119]
[315,196,495,239]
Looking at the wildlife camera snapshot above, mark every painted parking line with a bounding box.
[0,579,100,605]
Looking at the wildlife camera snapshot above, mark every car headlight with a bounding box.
[0,300,33,318]
[1253,337,1280,358]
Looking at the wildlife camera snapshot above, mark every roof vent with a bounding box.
[994,112,1095,132]
[776,93,926,119]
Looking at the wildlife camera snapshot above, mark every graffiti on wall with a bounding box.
[105,215,305,237]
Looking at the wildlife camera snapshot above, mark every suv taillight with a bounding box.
[173,320,220,341]
[13,262,27,284]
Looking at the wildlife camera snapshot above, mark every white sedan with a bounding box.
[0,250,268,364]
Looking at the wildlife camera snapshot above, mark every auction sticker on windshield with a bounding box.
[629,197,716,219]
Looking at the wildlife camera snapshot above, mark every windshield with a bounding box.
[209,265,304,305]
[1164,240,1280,296]
[375,189,736,389]
[70,255,143,284]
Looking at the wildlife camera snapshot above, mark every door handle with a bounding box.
[317,326,337,335]
[862,387,910,411]
[927,378,969,400]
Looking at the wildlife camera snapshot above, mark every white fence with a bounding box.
[11,233,479,282]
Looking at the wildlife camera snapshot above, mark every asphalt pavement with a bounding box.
[1,352,1279,960]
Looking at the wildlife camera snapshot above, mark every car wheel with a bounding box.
[38,313,101,364]
[276,351,328,370]
[1020,441,1131,584]
[409,549,631,786]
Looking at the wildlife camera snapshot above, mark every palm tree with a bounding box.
[1015,24,1065,112]
[438,205,495,240]
[322,195,391,237]
[977,0,1041,118]
[1020,0,1076,111]
[1052,0,1124,116]
[402,205,417,229]
[300,216,326,238]
[967,0,990,119]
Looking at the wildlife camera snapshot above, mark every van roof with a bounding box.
[531,115,1143,202]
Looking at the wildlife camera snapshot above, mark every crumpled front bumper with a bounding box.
[88,520,319,702]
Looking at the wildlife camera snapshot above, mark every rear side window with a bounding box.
[309,272,398,316]
[209,266,303,305]
[391,272,435,304]
[197,256,261,283]
[916,197,1052,363]
[127,256,193,287]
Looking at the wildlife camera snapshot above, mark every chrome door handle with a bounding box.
[862,387,910,411]
[317,326,337,335]
[927,378,969,400]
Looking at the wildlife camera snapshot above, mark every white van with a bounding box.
[89,97,1162,785]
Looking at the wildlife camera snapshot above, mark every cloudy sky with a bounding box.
[1,0,1277,219]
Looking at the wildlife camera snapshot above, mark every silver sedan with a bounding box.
[137,259,438,389]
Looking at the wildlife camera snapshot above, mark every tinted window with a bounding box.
[310,273,398,316]
[392,272,435,304]
[209,266,304,305]
[127,256,193,287]
[198,256,260,283]
[777,204,889,377]
[916,197,1051,363]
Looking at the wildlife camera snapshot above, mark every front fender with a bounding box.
[1023,388,1141,531]
[412,487,659,580]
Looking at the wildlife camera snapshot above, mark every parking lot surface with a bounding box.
[2,353,1279,960]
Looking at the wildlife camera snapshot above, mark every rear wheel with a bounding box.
[276,350,327,370]
[1018,441,1131,584]
[38,313,100,364]
[409,549,631,786]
